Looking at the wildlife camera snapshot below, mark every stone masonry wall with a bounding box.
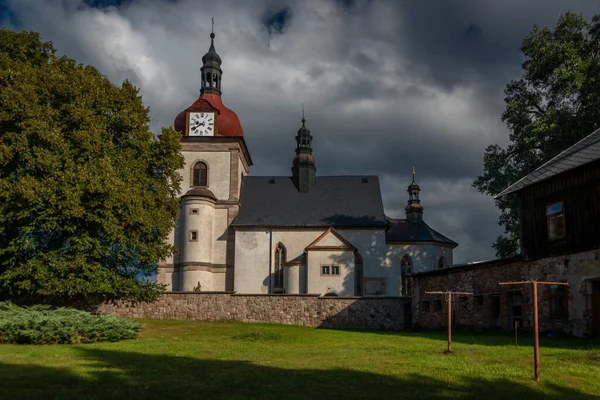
[98,293,411,331]
[411,249,600,337]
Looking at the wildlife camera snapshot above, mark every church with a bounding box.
[157,31,457,297]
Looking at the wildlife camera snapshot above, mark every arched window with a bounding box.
[355,253,363,296]
[193,162,208,187]
[401,255,413,297]
[438,256,447,270]
[274,243,286,289]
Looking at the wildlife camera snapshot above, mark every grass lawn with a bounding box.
[1,320,599,399]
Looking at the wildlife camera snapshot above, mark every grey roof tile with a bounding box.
[232,176,388,227]
[385,217,458,246]
[496,127,600,197]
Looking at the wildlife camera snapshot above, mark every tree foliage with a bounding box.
[0,29,184,304]
[474,12,600,257]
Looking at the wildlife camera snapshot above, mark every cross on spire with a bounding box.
[211,17,214,34]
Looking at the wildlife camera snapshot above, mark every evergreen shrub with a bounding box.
[0,302,141,344]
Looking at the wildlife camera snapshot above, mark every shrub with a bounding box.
[0,302,141,344]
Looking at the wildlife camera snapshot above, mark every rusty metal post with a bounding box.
[533,281,540,383]
[499,280,567,383]
[447,292,452,353]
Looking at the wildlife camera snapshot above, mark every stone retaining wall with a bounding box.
[411,249,600,337]
[98,293,411,330]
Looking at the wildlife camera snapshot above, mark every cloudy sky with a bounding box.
[1,0,599,263]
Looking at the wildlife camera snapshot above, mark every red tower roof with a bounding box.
[174,93,244,137]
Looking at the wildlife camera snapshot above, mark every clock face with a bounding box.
[188,112,215,136]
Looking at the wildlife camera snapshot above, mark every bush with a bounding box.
[0,302,141,344]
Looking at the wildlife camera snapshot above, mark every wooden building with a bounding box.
[497,129,600,259]
[412,128,600,337]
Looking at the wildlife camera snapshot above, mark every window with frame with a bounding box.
[190,208,199,215]
[321,266,330,275]
[331,266,340,275]
[355,253,363,296]
[193,162,208,187]
[274,243,286,289]
[438,256,447,269]
[546,201,565,240]
[189,230,198,242]
[401,255,413,297]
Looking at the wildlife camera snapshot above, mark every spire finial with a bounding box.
[210,18,215,40]
[412,166,416,182]
[302,103,306,124]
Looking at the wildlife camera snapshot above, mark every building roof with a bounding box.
[232,176,388,228]
[174,94,244,137]
[496,127,600,198]
[385,217,458,247]
[410,256,519,278]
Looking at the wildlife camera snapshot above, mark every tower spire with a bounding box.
[292,111,316,193]
[405,167,423,223]
[201,21,223,96]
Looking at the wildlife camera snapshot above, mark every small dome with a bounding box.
[297,118,311,136]
[182,187,217,201]
[293,153,315,168]
[174,93,244,137]
[202,33,222,65]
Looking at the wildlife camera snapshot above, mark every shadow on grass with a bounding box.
[0,348,597,400]
[348,328,600,350]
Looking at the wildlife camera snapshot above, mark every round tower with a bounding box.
[179,188,217,291]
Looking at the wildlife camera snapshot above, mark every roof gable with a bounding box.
[306,228,356,251]
[496,127,600,198]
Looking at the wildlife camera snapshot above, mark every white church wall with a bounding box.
[234,229,270,293]
[385,243,454,274]
[284,264,300,294]
[307,250,355,296]
[234,228,395,295]
[337,229,388,292]
[181,151,231,200]
[212,208,229,265]
[210,270,226,291]
[181,198,214,264]
[181,269,213,292]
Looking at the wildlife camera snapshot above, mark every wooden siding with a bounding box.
[518,159,600,259]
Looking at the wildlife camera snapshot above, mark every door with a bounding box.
[509,292,523,330]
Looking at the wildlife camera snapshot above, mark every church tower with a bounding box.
[157,29,252,292]
[405,168,423,223]
[292,115,316,192]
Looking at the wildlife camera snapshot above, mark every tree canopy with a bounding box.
[0,29,184,304]
[474,12,600,257]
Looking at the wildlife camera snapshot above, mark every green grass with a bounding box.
[0,320,599,399]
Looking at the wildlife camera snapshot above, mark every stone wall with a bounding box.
[98,293,411,331]
[411,249,600,337]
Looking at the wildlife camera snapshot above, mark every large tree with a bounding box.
[474,12,600,257]
[0,29,184,304]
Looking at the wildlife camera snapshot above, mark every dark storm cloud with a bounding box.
[4,0,599,263]
[262,6,292,36]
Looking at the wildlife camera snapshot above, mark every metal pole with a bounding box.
[447,292,452,353]
[533,281,540,383]
[514,320,518,346]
